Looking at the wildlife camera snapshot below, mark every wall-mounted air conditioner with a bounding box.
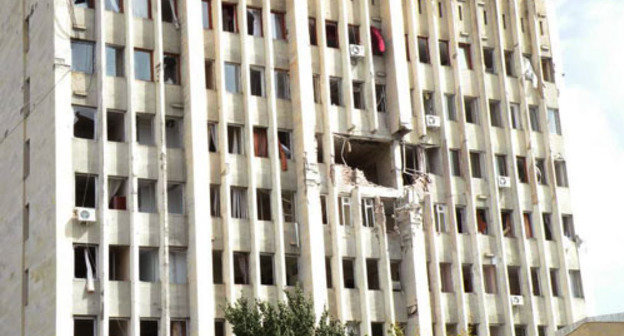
[498,176,511,188]
[74,207,97,223]
[510,295,524,306]
[349,44,365,59]
[425,115,441,128]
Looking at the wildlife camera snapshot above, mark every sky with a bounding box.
[553,0,624,315]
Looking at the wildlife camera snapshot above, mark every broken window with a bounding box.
[260,254,274,285]
[450,149,461,177]
[140,320,159,336]
[167,182,184,214]
[320,195,328,224]
[325,257,332,288]
[224,62,241,93]
[501,210,514,238]
[496,154,508,176]
[329,77,342,106]
[133,0,150,19]
[74,317,96,336]
[440,262,453,293]
[418,36,430,63]
[570,270,584,298]
[109,245,130,281]
[134,49,153,81]
[548,108,562,135]
[275,69,290,99]
[334,137,395,186]
[462,264,473,292]
[222,3,237,32]
[483,265,497,294]
[326,21,339,48]
[271,11,287,40]
[308,18,317,45]
[250,66,265,97]
[476,208,489,235]
[247,8,262,37]
[163,53,180,84]
[256,189,271,221]
[555,160,569,187]
[202,0,211,29]
[71,40,95,74]
[161,0,178,23]
[110,319,129,336]
[282,191,296,223]
[523,212,534,238]
[230,187,248,219]
[470,152,483,179]
[434,204,447,233]
[458,43,472,70]
[138,179,157,213]
[425,147,441,175]
[352,82,365,110]
[510,103,522,130]
[390,260,401,291]
[361,198,375,228]
[541,57,555,83]
[227,125,244,155]
[213,250,223,283]
[253,127,268,157]
[529,106,540,132]
[285,255,299,286]
[375,84,387,112]
[423,91,434,115]
[464,97,478,124]
[139,248,159,282]
[504,50,514,77]
[73,105,96,140]
[208,122,218,152]
[542,213,553,241]
[489,100,502,127]
[348,25,360,44]
[562,215,575,240]
[342,258,356,289]
[456,207,467,234]
[108,177,127,210]
[550,268,560,297]
[508,266,521,295]
[74,245,97,282]
[165,117,182,148]
[531,267,541,296]
[136,114,154,146]
[338,196,351,226]
[483,48,496,73]
[75,174,97,208]
[169,249,187,284]
[106,45,124,77]
[516,156,528,183]
[535,159,547,185]
[439,40,450,66]
[107,110,125,142]
[233,252,250,284]
[366,259,380,290]
[205,60,215,89]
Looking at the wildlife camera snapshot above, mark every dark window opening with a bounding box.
[476,208,489,235]
[517,156,528,183]
[74,105,96,140]
[163,54,180,84]
[531,267,541,296]
[109,245,130,281]
[456,207,467,234]
[140,320,158,336]
[439,40,450,66]
[285,255,299,286]
[329,77,342,106]
[375,84,386,112]
[440,262,453,293]
[309,18,317,45]
[161,0,178,23]
[250,66,265,97]
[108,177,127,210]
[213,250,223,283]
[326,21,339,48]
[464,97,478,124]
[74,245,97,279]
[348,25,360,44]
[138,179,157,213]
[484,48,495,73]
[501,210,514,238]
[75,174,97,208]
[508,266,522,295]
[228,125,244,155]
[107,110,125,142]
[343,259,356,288]
[139,248,159,282]
[234,252,250,284]
[165,117,183,148]
[256,189,271,221]
[253,127,268,157]
[222,3,237,33]
[462,264,473,292]
[366,259,380,290]
[136,114,154,145]
[418,36,430,63]
[260,254,274,285]
[334,137,395,187]
[353,81,365,109]
[74,318,96,336]
[489,100,502,127]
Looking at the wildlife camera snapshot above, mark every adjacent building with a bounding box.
[0,0,586,335]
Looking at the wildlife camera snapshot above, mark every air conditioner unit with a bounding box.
[510,295,524,306]
[349,44,365,59]
[392,281,402,291]
[498,176,511,188]
[73,207,97,223]
[425,115,441,128]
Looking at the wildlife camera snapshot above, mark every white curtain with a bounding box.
[523,56,539,88]
[84,248,95,292]
[210,187,220,217]
[168,0,179,26]
[108,179,124,203]
[231,188,248,219]
[209,123,218,150]
[105,0,121,12]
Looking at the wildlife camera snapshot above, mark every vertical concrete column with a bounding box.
[337,0,355,132]
[404,0,427,138]
[374,197,396,332]
[151,0,171,334]
[178,0,214,335]
[352,189,372,336]
[395,187,433,336]
[358,0,380,133]
[379,0,412,135]
[285,0,328,319]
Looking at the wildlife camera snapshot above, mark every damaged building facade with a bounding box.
[0,0,585,335]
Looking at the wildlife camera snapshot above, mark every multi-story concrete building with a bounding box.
[0,0,586,335]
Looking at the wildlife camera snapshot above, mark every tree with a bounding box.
[224,287,350,336]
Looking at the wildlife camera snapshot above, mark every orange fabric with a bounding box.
[477,212,488,234]
[279,144,288,171]
[254,129,268,157]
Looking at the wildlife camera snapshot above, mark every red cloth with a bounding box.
[254,129,268,157]
[370,27,385,54]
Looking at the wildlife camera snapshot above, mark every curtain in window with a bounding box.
[210,187,220,217]
[370,26,385,54]
[477,212,488,234]
[231,188,248,219]
[84,248,96,292]
[522,56,539,88]
[253,129,268,157]
[236,254,248,284]
[208,124,218,151]
[105,0,121,12]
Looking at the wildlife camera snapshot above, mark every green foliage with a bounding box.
[387,323,405,336]
[223,287,349,336]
